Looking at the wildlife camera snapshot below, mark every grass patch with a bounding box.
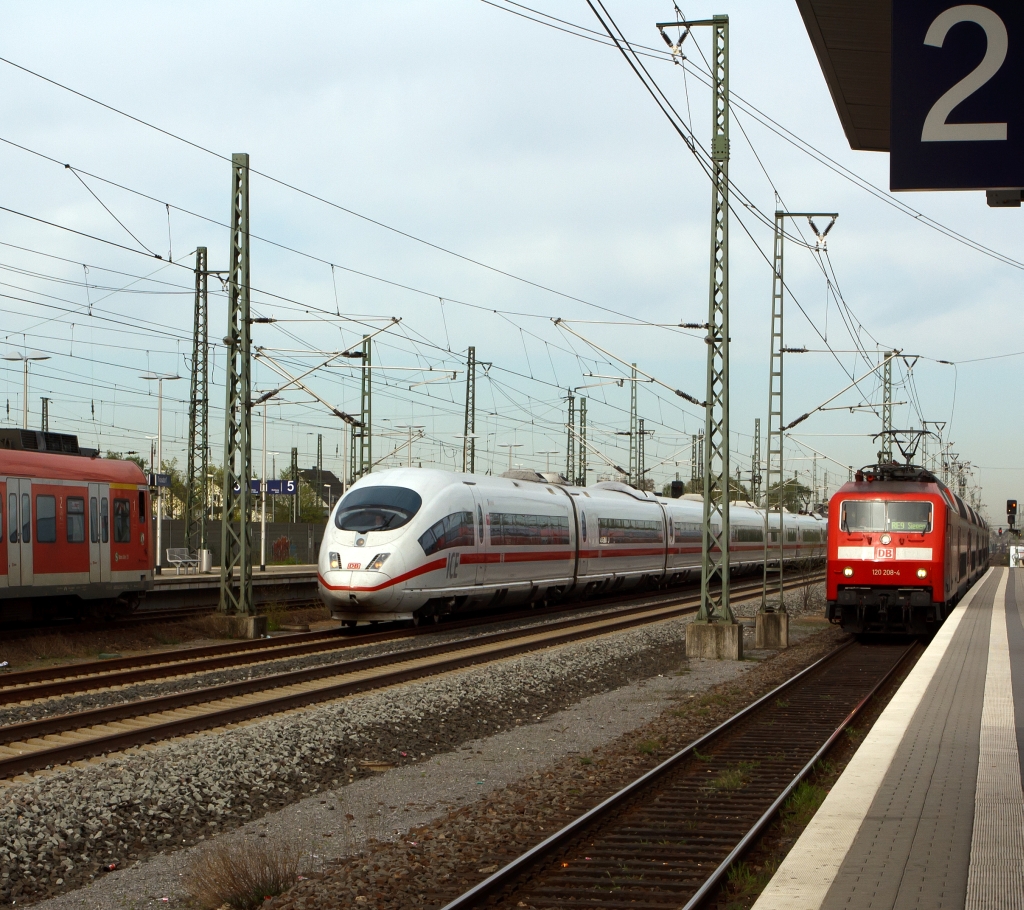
[725,860,778,901]
[782,781,828,831]
[579,756,593,766]
[692,749,714,762]
[185,835,307,910]
[637,738,662,755]
[845,725,864,744]
[707,761,758,792]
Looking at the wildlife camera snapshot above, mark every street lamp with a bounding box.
[140,372,181,574]
[3,351,50,429]
[498,443,523,473]
[537,450,559,474]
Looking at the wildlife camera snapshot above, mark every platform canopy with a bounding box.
[795,0,890,151]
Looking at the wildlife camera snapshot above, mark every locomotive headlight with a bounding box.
[917,568,928,579]
[880,533,892,546]
[329,552,341,570]
[367,553,390,571]
[843,566,854,577]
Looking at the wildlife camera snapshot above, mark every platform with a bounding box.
[753,566,1024,909]
[145,564,318,610]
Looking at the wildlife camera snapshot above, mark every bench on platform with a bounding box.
[166,547,199,575]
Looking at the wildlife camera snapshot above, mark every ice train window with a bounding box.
[673,520,702,541]
[489,513,571,546]
[335,485,422,533]
[597,517,662,544]
[734,527,763,542]
[419,511,475,555]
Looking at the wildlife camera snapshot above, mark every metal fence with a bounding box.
[154,520,324,567]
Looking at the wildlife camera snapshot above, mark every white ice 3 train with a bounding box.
[317,468,825,624]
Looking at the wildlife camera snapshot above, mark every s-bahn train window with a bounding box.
[597,517,662,544]
[90,497,98,543]
[334,486,422,533]
[21,493,30,544]
[490,512,571,546]
[36,495,56,543]
[419,511,475,555]
[8,493,15,543]
[113,498,131,543]
[100,497,109,544]
[66,497,85,543]
[138,491,146,523]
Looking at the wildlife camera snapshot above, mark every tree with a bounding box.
[106,450,146,472]
[160,458,187,520]
[766,478,812,513]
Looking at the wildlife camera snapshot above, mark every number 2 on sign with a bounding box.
[922,6,1008,142]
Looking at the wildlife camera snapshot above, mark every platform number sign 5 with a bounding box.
[891,2,1023,190]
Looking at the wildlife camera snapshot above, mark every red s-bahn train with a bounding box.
[0,429,153,622]
[826,463,988,635]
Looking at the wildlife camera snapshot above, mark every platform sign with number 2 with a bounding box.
[891,2,1024,190]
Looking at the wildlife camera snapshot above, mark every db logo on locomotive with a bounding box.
[875,547,895,560]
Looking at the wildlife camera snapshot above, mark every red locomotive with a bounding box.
[826,463,988,635]
[0,430,153,622]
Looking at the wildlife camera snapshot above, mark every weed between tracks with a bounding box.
[185,836,310,910]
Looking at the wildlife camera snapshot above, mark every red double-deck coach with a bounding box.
[0,429,153,622]
[826,463,987,635]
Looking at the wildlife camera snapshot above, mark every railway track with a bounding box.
[0,569,825,703]
[0,572,823,780]
[439,637,918,910]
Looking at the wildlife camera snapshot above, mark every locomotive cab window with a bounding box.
[138,491,146,523]
[66,497,85,543]
[887,502,932,533]
[335,485,422,533]
[840,500,932,534]
[113,498,131,543]
[36,495,56,543]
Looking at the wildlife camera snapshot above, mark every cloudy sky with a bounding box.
[0,1,1019,518]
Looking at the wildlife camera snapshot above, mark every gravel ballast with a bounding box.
[2,612,712,906]
[0,592,707,728]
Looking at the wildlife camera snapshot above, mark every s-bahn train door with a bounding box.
[6,477,33,588]
[88,483,111,584]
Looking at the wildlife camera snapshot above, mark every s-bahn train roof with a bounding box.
[0,449,148,484]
